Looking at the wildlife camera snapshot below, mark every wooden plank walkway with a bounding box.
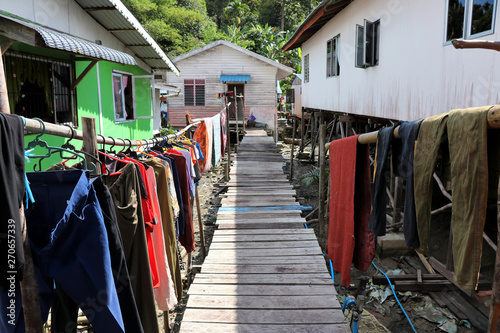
[179,128,348,333]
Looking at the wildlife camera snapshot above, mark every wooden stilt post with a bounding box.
[488,179,500,332]
[19,205,43,332]
[318,113,326,247]
[195,186,206,259]
[301,110,305,150]
[290,116,296,180]
[225,99,231,182]
[234,87,239,151]
[81,117,100,174]
[0,43,11,114]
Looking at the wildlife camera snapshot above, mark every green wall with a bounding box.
[24,55,153,171]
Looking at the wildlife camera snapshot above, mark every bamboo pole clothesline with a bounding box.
[23,117,200,147]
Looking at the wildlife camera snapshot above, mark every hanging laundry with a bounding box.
[3,170,125,333]
[165,151,196,253]
[50,177,144,333]
[326,135,374,287]
[391,119,423,248]
[0,113,25,291]
[144,165,178,310]
[415,106,498,290]
[193,119,213,174]
[104,163,160,333]
[145,159,183,302]
[368,125,398,236]
[220,108,227,156]
[212,112,222,166]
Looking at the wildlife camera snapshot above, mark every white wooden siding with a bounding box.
[166,45,280,128]
[302,0,500,121]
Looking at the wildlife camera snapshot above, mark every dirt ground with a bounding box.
[164,131,492,333]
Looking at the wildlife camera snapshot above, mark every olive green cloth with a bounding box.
[415,106,494,290]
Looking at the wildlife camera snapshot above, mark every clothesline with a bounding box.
[22,116,200,146]
[324,104,500,149]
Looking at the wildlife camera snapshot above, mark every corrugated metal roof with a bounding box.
[220,74,251,82]
[75,0,180,75]
[0,13,136,65]
[35,26,136,65]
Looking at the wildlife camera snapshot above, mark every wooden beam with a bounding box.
[0,18,38,47]
[452,39,500,52]
[72,60,98,90]
[0,43,10,114]
[488,175,500,332]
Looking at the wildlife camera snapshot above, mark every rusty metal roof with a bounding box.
[282,0,352,51]
[75,0,180,75]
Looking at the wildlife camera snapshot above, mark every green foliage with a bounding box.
[160,124,176,136]
[122,0,319,74]
[301,167,319,188]
[300,167,329,188]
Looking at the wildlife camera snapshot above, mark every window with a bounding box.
[184,79,205,106]
[355,20,380,68]
[445,0,497,42]
[304,54,309,83]
[113,72,134,122]
[326,36,340,77]
[4,51,76,125]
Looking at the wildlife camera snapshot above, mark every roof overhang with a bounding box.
[0,14,136,65]
[75,0,180,75]
[282,0,352,51]
[220,74,251,83]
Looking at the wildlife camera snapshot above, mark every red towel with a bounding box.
[326,135,375,287]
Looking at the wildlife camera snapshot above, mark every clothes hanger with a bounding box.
[27,118,91,172]
[136,139,154,158]
[107,137,117,155]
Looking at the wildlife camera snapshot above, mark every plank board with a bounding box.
[182,309,346,324]
[203,255,325,265]
[214,228,315,235]
[216,222,305,229]
[206,247,323,257]
[216,211,303,218]
[193,273,333,282]
[179,322,350,333]
[188,284,338,297]
[220,201,299,207]
[211,234,317,242]
[186,295,340,309]
[200,263,327,274]
[209,241,320,249]
[216,218,307,224]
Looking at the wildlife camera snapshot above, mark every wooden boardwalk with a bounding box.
[180,129,348,333]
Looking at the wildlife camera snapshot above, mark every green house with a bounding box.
[0,0,179,169]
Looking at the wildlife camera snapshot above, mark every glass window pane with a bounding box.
[185,79,194,84]
[447,0,466,41]
[195,85,205,106]
[471,0,495,35]
[195,79,205,84]
[113,75,124,120]
[355,25,364,67]
[185,85,194,106]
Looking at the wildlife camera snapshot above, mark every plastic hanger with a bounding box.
[136,140,154,158]
[26,118,93,172]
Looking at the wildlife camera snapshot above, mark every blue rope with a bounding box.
[372,261,417,333]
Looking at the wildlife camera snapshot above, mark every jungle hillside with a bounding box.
[122,0,321,73]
